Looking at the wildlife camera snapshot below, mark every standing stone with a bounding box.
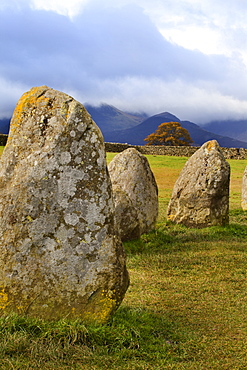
[242,167,247,210]
[112,185,140,241]
[108,148,158,240]
[167,140,230,228]
[0,86,129,322]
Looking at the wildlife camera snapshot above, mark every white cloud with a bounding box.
[1,0,247,124]
[142,0,247,61]
[0,78,30,119]
[79,76,247,123]
[30,0,90,18]
[10,0,247,60]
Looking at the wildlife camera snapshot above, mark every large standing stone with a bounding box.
[0,86,129,322]
[167,140,230,228]
[108,148,158,240]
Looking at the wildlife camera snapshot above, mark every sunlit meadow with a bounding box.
[0,150,247,369]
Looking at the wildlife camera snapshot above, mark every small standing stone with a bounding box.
[0,86,129,322]
[242,167,247,210]
[240,150,247,211]
[108,148,158,240]
[167,140,230,228]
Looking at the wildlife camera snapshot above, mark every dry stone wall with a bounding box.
[1,138,247,159]
[0,134,8,146]
[105,142,247,160]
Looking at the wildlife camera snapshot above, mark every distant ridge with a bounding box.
[203,119,247,143]
[103,111,247,149]
[0,118,10,134]
[84,103,147,132]
[1,103,247,149]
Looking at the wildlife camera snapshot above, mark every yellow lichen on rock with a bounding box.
[82,290,118,324]
[205,140,218,152]
[0,288,9,309]
[60,101,71,120]
[167,214,175,222]
[9,86,50,141]
[0,86,129,322]
[241,199,247,211]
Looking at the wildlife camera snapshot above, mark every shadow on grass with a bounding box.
[124,210,247,256]
[0,306,186,367]
[92,306,184,357]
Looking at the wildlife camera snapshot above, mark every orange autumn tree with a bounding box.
[144,121,193,146]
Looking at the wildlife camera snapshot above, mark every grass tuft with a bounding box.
[0,309,185,369]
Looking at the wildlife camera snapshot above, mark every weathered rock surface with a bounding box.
[167,140,230,228]
[108,148,158,239]
[0,86,129,322]
[242,168,247,210]
[112,185,140,241]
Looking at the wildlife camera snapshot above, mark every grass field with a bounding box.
[1,151,247,369]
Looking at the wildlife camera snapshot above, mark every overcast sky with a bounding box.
[1,0,247,124]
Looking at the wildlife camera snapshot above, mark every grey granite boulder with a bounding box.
[0,86,129,322]
[167,140,230,228]
[108,148,158,240]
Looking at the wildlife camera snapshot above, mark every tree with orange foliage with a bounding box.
[144,121,193,146]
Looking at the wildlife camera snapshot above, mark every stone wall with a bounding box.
[1,135,247,159]
[0,134,8,146]
[105,142,247,160]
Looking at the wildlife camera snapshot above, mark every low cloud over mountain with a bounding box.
[2,102,247,148]
[1,1,247,123]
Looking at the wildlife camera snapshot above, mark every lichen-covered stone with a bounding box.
[0,86,129,322]
[108,148,158,239]
[167,140,230,228]
[241,167,247,210]
[112,185,140,241]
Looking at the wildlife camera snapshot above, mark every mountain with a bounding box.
[84,103,147,132]
[102,112,247,149]
[0,118,10,134]
[2,103,247,149]
[103,112,179,143]
[180,120,247,148]
[203,120,247,142]
[0,103,146,136]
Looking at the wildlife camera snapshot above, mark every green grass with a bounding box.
[1,152,247,369]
